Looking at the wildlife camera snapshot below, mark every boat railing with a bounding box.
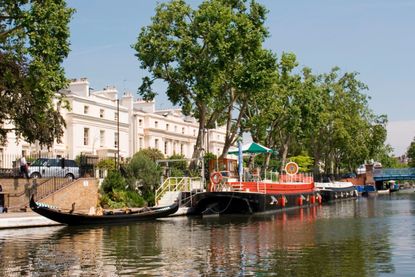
[261,169,280,182]
[279,173,314,183]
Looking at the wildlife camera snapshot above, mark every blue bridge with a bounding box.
[373,168,415,182]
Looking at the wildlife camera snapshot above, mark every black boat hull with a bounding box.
[318,187,358,202]
[189,191,320,215]
[30,196,179,226]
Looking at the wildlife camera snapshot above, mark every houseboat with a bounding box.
[189,157,321,215]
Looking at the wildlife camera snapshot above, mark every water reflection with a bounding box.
[1,195,414,276]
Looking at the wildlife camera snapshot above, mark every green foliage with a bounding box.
[0,0,74,146]
[137,148,165,162]
[99,190,145,209]
[100,170,126,194]
[100,170,147,208]
[250,154,282,171]
[125,151,162,205]
[407,137,415,167]
[97,158,116,171]
[170,167,185,177]
[288,155,314,173]
[168,154,187,172]
[244,56,388,174]
[134,0,276,160]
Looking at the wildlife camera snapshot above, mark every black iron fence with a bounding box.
[0,152,120,179]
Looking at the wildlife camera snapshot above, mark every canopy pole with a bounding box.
[238,140,243,183]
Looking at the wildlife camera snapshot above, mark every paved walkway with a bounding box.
[0,211,61,229]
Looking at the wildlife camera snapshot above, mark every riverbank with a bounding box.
[0,211,61,229]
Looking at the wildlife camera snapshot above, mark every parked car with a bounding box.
[28,158,80,180]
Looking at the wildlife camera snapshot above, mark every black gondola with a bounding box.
[29,196,179,226]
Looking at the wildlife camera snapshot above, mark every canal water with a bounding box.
[1,191,414,276]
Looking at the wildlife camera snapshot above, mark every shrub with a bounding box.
[101,170,126,194]
[126,152,162,204]
[97,158,116,171]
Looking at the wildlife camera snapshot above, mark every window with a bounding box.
[155,139,159,149]
[164,141,168,155]
[193,129,196,136]
[155,121,158,128]
[83,128,89,145]
[84,105,89,114]
[114,132,119,148]
[114,112,118,121]
[166,123,169,131]
[139,137,143,150]
[174,125,177,132]
[180,144,184,155]
[217,135,220,140]
[182,127,185,134]
[100,130,105,147]
[99,109,104,118]
[138,119,143,127]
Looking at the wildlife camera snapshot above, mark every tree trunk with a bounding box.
[263,152,271,171]
[190,105,206,170]
[279,142,289,172]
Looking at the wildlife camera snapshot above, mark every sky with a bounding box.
[64,0,415,156]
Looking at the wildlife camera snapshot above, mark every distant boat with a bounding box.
[361,185,377,197]
[377,188,390,194]
[387,180,400,192]
[29,196,179,226]
[314,181,358,201]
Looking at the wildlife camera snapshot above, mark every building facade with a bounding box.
[0,78,226,166]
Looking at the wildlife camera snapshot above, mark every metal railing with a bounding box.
[374,168,415,178]
[32,177,74,200]
[155,177,203,205]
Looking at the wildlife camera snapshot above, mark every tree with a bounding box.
[304,68,387,174]
[125,151,162,205]
[137,148,165,162]
[0,0,73,146]
[407,137,415,167]
[243,53,316,170]
[134,0,275,163]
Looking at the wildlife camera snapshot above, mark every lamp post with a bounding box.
[117,98,120,171]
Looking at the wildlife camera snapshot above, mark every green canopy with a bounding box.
[228,142,273,155]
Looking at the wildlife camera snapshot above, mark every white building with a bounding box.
[0,78,226,164]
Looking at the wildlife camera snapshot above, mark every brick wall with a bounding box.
[0,178,99,212]
[40,178,99,212]
[0,179,32,211]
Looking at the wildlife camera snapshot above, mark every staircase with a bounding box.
[34,177,75,200]
[3,177,75,211]
[155,177,204,206]
[158,191,182,207]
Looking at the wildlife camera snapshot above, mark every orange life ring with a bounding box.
[285,162,299,175]
[210,172,222,185]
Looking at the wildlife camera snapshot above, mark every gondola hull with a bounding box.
[30,196,179,226]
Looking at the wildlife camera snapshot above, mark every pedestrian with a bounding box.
[20,154,29,179]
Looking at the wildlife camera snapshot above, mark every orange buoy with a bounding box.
[280,196,286,207]
[298,196,303,206]
[317,194,322,204]
[310,195,316,204]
